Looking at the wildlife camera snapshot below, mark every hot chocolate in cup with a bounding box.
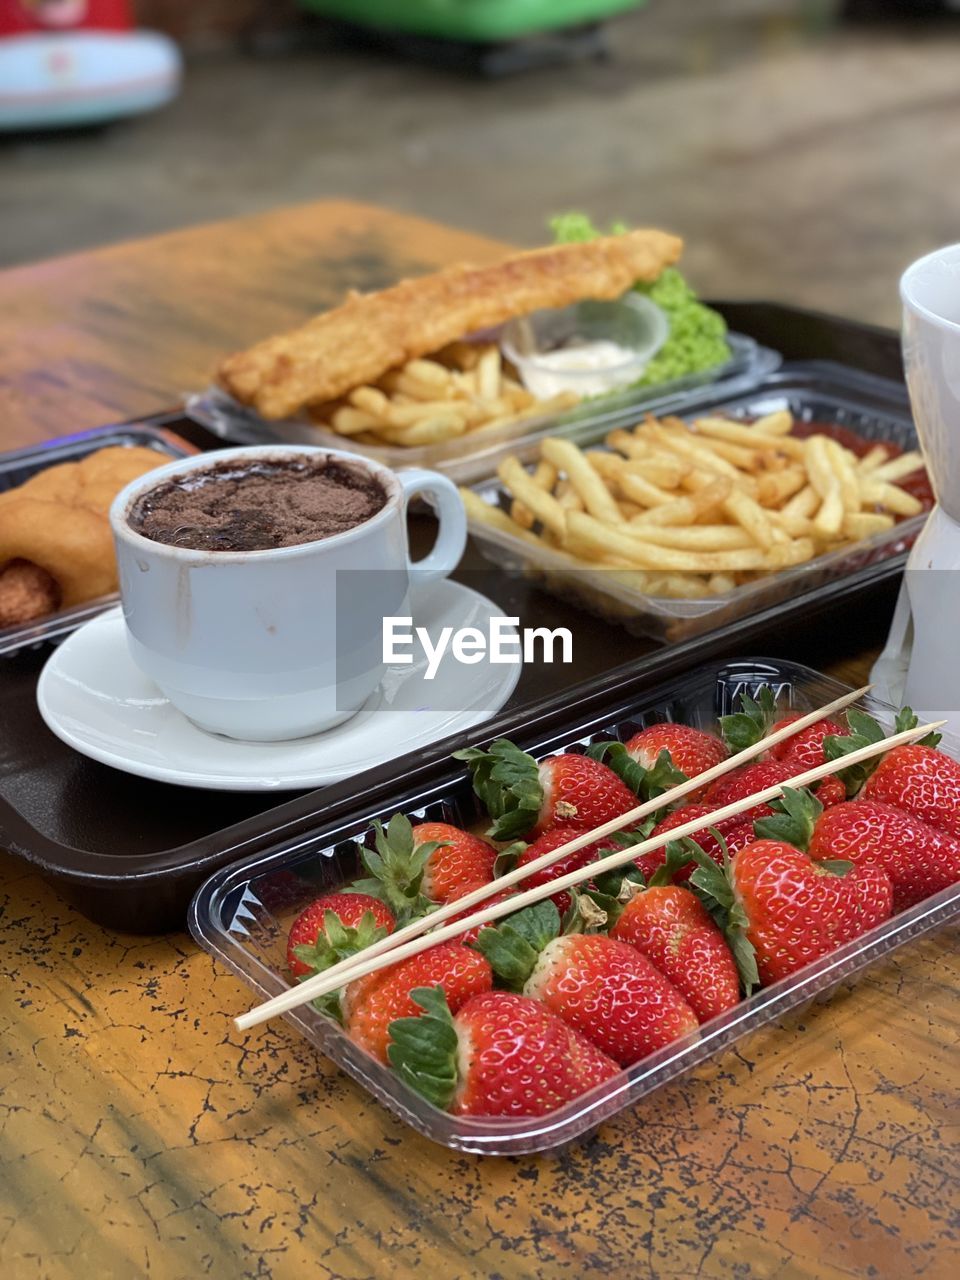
[109,445,467,741]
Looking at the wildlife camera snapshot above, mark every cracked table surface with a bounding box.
[1,202,958,1280]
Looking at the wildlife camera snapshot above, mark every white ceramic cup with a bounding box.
[900,244,960,725]
[109,445,467,741]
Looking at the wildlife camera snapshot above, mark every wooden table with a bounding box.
[1,202,957,1280]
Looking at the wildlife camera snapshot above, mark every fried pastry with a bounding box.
[0,444,173,629]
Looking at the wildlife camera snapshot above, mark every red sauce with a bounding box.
[787,419,934,512]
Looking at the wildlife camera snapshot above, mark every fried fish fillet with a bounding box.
[218,228,683,421]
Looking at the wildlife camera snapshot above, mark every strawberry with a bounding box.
[638,805,755,882]
[286,892,395,979]
[703,759,796,817]
[719,690,848,796]
[610,881,741,1022]
[821,706,942,798]
[350,813,494,920]
[474,902,698,1066]
[862,743,960,838]
[411,821,496,904]
[448,890,519,946]
[691,788,893,987]
[623,723,727,799]
[507,824,632,916]
[811,798,960,911]
[340,941,492,1064]
[388,988,620,1117]
[768,712,847,768]
[455,739,638,841]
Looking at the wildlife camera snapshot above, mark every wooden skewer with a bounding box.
[237,707,937,1032]
[246,684,871,1002]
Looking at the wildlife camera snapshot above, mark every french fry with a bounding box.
[871,451,924,483]
[843,512,895,539]
[376,415,468,445]
[722,489,784,550]
[805,436,845,538]
[541,437,623,524]
[330,406,382,436]
[692,417,806,459]
[858,445,889,472]
[350,386,392,418]
[566,511,814,573]
[752,410,793,436]
[756,467,807,507]
[511,499,535,530]
[825,439,862,514]
[860,480,924,517]
[498,456,567,539]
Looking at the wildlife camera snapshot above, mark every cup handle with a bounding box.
[396,468,468,584]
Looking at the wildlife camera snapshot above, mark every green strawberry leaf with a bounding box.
[823,708,892,796]
[817,859,855,877]
[473,900,559,989]
[687,832,758,996]
[591,861,646,900]
[493,841,524,877]
[895,706,942,748]
[453,740,543,840]
[586,740,648,795]
[387,986,459,1111]
[752,786,823,851]
[647,838,700,887]
[586,741,688,801]
[349,814,442,923]
[719,686,777,752]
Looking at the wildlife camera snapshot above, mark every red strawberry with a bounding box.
[639,805,755,882]
[512,824,626,916]
[455,739,638,840]
[448,890,519,945]
[704,759,795,818]
[388,988,620,1117]
[412,822,496,904]
[624,723,727,799]
[810,799,960,911]
[351,813,493,921]
[341,941,492,1064]
[814,775,847,807]
[475,902,698,1066]
[610,884,741,1022]
[862,744,960,838]
[691,787,893,987]
[286,892,395,979]
[768,713,846,768]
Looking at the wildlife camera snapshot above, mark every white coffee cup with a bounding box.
[109,445,467,741]
[900,244,960,729]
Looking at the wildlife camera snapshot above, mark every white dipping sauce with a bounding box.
[514,339,641,399]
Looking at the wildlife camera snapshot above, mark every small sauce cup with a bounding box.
[500,293,668,400]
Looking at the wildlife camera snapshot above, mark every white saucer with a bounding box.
[36,581,521,792]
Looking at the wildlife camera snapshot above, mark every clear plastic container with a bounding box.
[465,362,926,644]
[188,658,960,1156]
[501,294,668,399]
[186,332,779,486]
[0,424,198,657]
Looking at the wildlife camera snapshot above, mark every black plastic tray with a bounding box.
[0,304,910,933]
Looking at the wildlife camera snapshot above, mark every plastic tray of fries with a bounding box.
[189,659,960,1155]
[462,362,928,644]
[186,333,778,486]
